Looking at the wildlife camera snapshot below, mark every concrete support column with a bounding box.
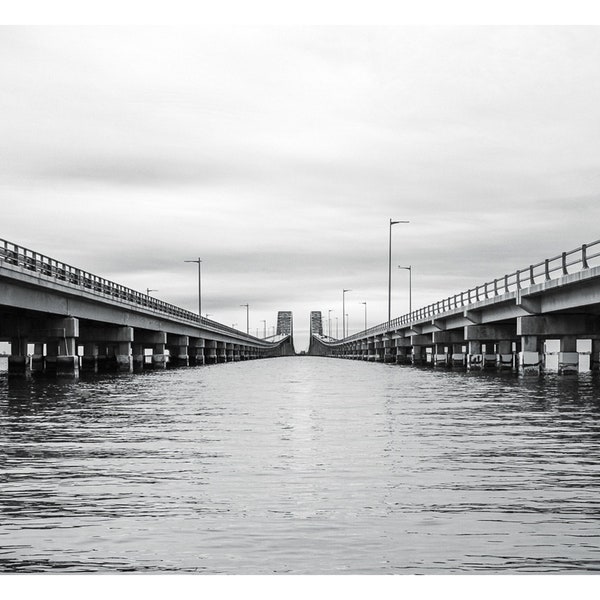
[451,343,466,368]
[152,343,168,369]
[116,341,133,372]
[396,346,411,365]
[496,340,514,370]
[591,339,600,372]
[412,345,426,366]
[467,340,483,370]
[483,342,497,369]
[433,343,448,367]
[167,335,189,368]
[8,337,30,377]
[31,342,45,374]
[49,318,79,378]
[225,343,234,362]
[519,335,542,376]
[132,343,144,371]
[558,336,579,375]
[81,342,99,373]
[216,342,227,363]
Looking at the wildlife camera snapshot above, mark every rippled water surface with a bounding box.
[1,356,600,573]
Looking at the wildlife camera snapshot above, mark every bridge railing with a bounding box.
[0,238,265,343]
[341,240,600,343]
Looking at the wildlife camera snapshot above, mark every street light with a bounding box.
[335,317,339,339]
[342,289,351,340]
[261,319,266,338]
[240,304,249,334]
[388,219,409,328]
[146,288,158,296]
[184,257,202,317]
[345,313,349,337]
[398,265,412,315]
[361,301,367,331]
[328,309,332,339]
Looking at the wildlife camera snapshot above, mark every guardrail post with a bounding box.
[562,252,568,275]
[582,244,589,269]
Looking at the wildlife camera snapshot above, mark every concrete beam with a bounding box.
[464,324,517,341]
[432,330,464,344]
[517,315,600,337]
[134,330,168,345]
[411,334,432,346]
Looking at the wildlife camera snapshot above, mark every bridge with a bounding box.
[0,238,294,377]
[309,240,600,375]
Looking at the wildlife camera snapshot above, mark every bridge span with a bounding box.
[309,240,600,375]
[0,238,294,377]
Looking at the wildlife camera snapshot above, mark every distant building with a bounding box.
[276,311,293,336]
[310,311,323,336]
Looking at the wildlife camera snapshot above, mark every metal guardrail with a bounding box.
[340,240,600,343]
[0,238,266,344]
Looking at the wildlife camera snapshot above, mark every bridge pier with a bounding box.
[132,343,144,371]
[519,335,543,376]
[496,340,514,370]
[31,342,45,374]
[591,339,600,372]
[467,340,483,370]
[167,334,189,368]
[81,342,99,373]
[451,343,466,368]
[44,318,80,378]
[8,336,30,377]
[558,336,579,375]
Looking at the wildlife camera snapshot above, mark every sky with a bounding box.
[2,23,600,351]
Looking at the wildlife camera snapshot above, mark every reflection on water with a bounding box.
[1,357,600,573]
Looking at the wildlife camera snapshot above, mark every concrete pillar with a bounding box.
[591,339,600,372]
[31,342,45,374]
[225,343,234,362]
[412,345,426,366]
[558,336,579,375]
[152,343,168,369]
[132,343,144,370]
[167,335,189,367]
[81,342,99,373]
[467,340,483,370]
[216,342,227,363]
[496,340,514,370]
[483,342,497,369]
[8,337,30,377]
[519,335,542,376]
[396,345,411,365]
[451,343,466,368]
[47,318,79,378]
[116,341,133,372]
[433,343,448,367]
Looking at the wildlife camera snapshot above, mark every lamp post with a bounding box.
[261,320,266,338]
[146,288,157,296]
[361,301,367,331]
[240,304,249,334]
[342,289,351,340]
[184,257,202,317]
[328,309,332,339]
[345,313,349,337]
[335,317,339,339]
[398,265,412,315]
[388,219,409,328]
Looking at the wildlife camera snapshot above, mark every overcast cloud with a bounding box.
[2,26,600,350]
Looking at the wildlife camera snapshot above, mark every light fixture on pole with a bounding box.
[388,219,409,328]
[361,301,367,331]
[398,265,412,315]
[345,313,349,337]
[342,289,351,340]
[184,257,202,318]
[261,319,266,338]
[328,309,332,339]
[240,304,249,334]
[335,317,339,338]
[146,288,157,296]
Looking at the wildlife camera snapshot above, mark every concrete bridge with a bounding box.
[0,238,294,377]
[309,240,600,375]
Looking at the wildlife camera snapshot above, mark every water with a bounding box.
[1,356,600,573]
